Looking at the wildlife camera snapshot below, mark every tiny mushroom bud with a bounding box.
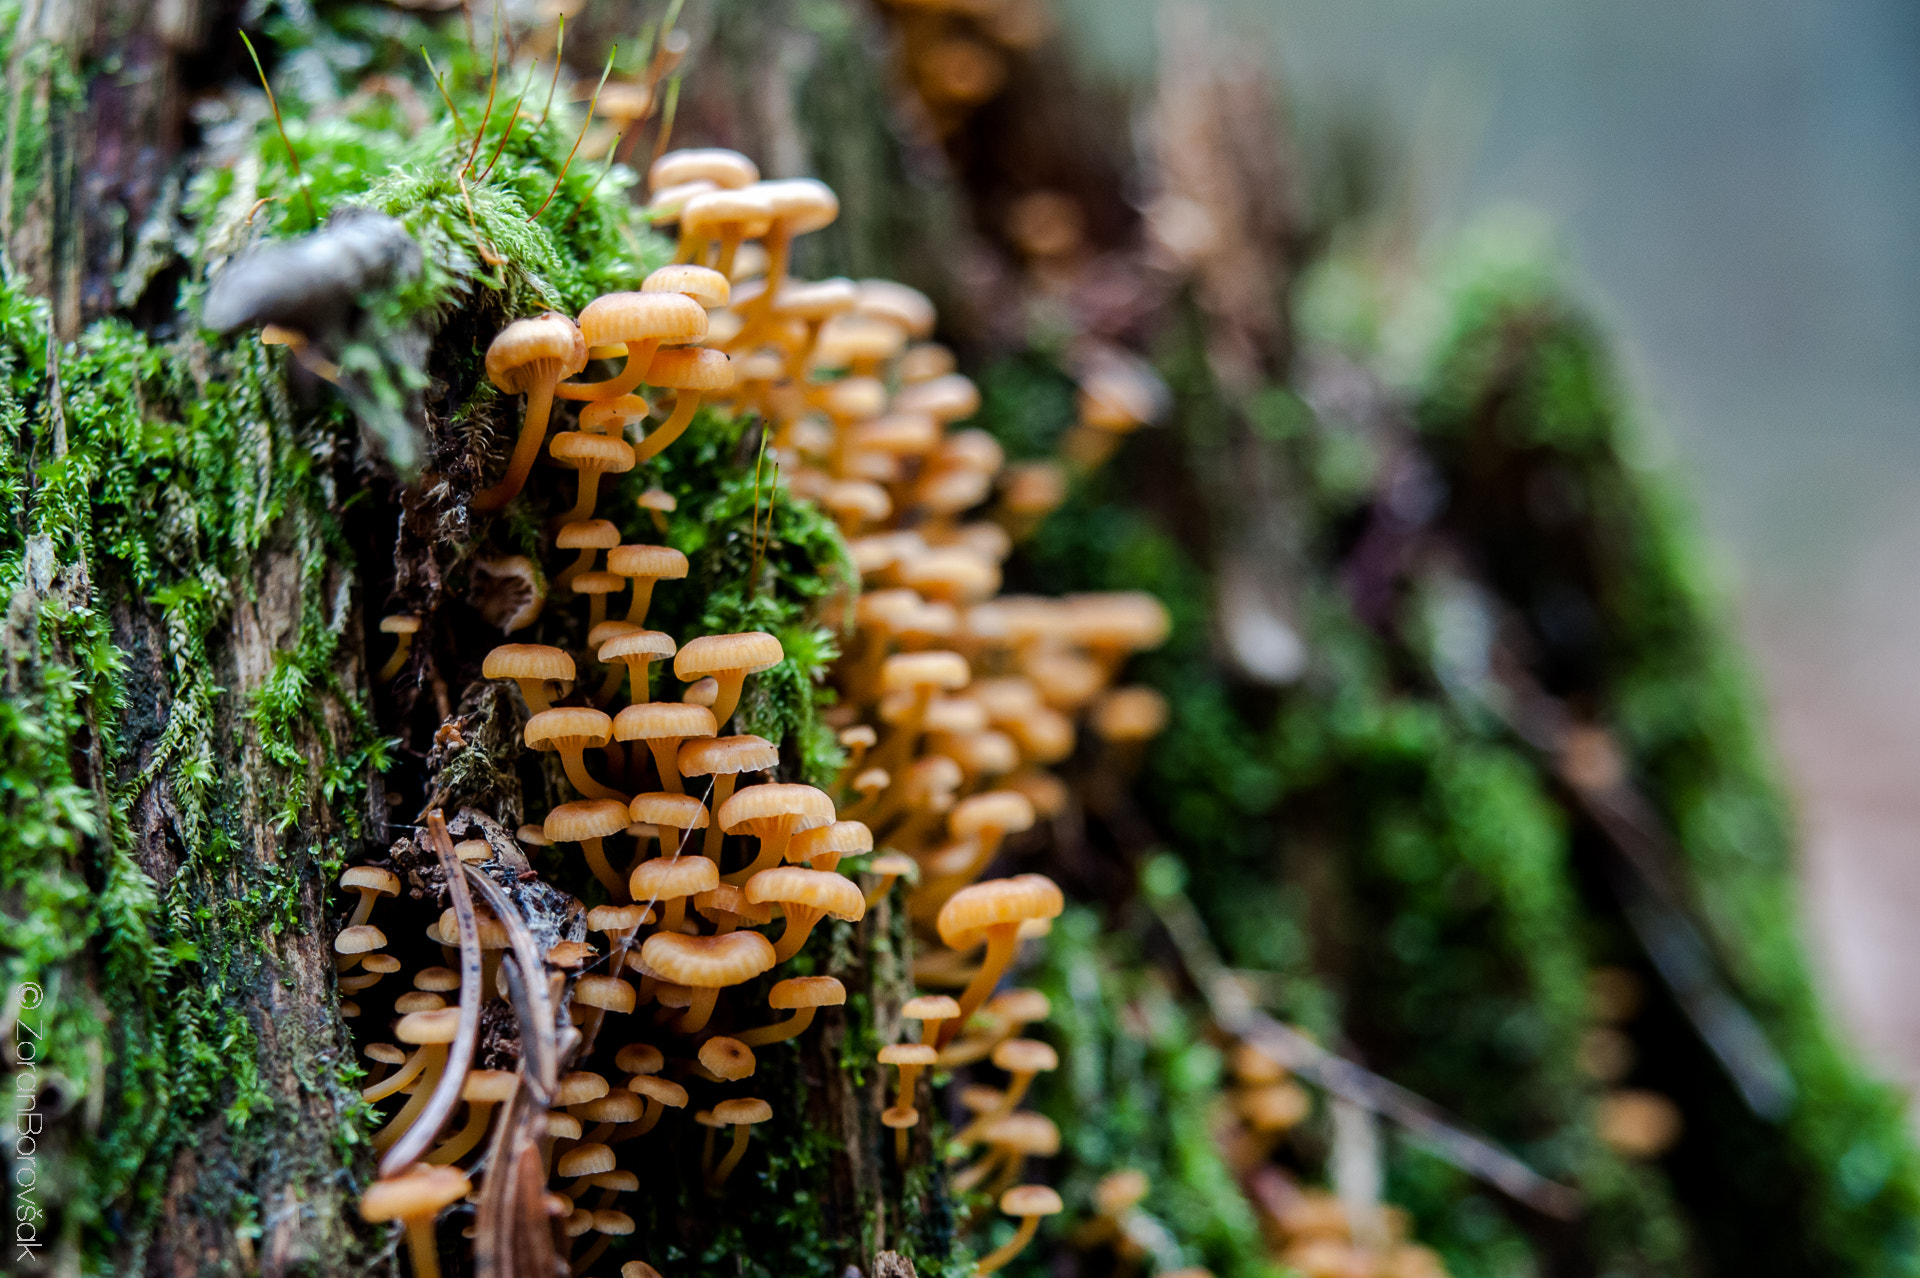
[472,313,589,512]
[377,614,421,681]
[482,643,575,714]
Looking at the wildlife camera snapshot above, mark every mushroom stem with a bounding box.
[556,338,663,402]
[720,820,793,887]
[707,670,749,733]
[559,746,627,802]
[864,870,906,909]
[404,1214,447,1278]
[378,632,414,681]
[472,380,559,513]
[612,1099,665,1141]
[625,578,661,626]
[515,676,561,715]
[974,1214,1041,1275]
[560,468,611,526]
[581,837,628,901]
[732,1006,816,1047]
[872,687,932,775]
[364,1049,430,1104]
[894,1062,927,1113]
[555,546,596,593]
[373,1044,449,1153]
[427,1101,498,1165]
[702,775,740,860]
[632,391,704,465]
[574,1236,613,1275]
[677,986,721,1035]
[648,739,686,794]
[769,907,826,964]
[943,924,1021,1047]
[709,1124,753,1190]
[347,891,381,929]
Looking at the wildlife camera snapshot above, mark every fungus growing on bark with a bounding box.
[598,629,676,705]
[788,818,873,871]
[525,706,623,800]
[555,519,621,592]
[482,643,574,714]
[638,930,777,1034]
[359,1163,471,1278]
[632,347,734,464]
[677,733,779,861]
[744,866,866,962]
[473,312,589,512]
[734,976,845,1047]
[560,291,707,403]
[975,1185,1064,1275]
[629,852,718,933]
[935,875,1064,1043]
[606,544,689,626]
[707,1097,773,1190]
[547,798,634,899]
[614,702,718,794]
[629,791,711,860]
[878,1042,938,1159]
[716,782,835,883]
[549,431,636,526]
[377,614,421,681]
[698,1035,757,1081]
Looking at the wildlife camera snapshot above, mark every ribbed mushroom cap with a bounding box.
[950,791,1037,840]
[341,865,402,896]
[462,1070,518,1103]
[675,634,785,685]
[1064,592,1171,649]
[334,924,387,955]
[769,976,846,1010]
[643,264,731,309]
[578,291,708,348]
[557,518,622,550]
[991,1038,1059,1074]
[574,975,637,1013]
[681,188,775,238]
[379,614,421,636]
[683,678,720,706]
[599,630,677,663]
[363,953,402,974]
[1000,1184,1065,1216]
[629,791,711,829]
[451,839,492,863]
[651,147,760,190]
[588,904,650,933]
[822,480,892,524]
[613,702,718,743]
[772,277,859,320]
[578,394,652,435]
[628,1074,689,1106]
[549,431,635,475]
[936,875,1065,950]
[985,988,1052,1023]
[894,373,981,422]
[854,279,937,338]
[788,820,873,863]
[556,1142,616,1178]
[365,1042,407,1065]
[525,706,614,751]
[484,643,575,683]
[516,824,553,847]
[555,1071,611,1105]
[678,734,780,777]
[879,1043,938,1066]
[699,1036,757,1081]
[901,547,1000,602]
[580,1092,645,1124]
[546,1111,584,1140]
[360,1163,471,1221]
[629,855,719,903]
[901,994,961,1022]
[547,940,598,968]
[638,487,677,512]
[486,313,589,393]
[606,544,689,579]
[413,966,461,993]
[615,1043,665,1076]
[546,799,631,843]
[694,883,774,926]
[1092,687,1170,742]
[713,1097,773,1125]
[647,346,734,391]
[880,650,970,694]
[396,1007,462,1045]
[640,930,777,989]
[744,867,866,921]
[718,783,835,834]
[593,1210,636,1235]
[571,571,628,602]
[757,177,839,233]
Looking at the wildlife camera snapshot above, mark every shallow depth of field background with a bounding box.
[1057,0,1920,1101]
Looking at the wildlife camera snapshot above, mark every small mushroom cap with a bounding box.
[949,790,1037,839]
[486,313,589,393]
[556,1142,616,1178]
[870,853,920,881]
[593,1210,636,1235]
[629,791,712,830]
[677,734,779,777]
[563,1207,594,1237]
[550,431,636,474]
[895,373,981,423]
[854,279,937,338]
[713,1097,773,1125]
[395,991,447,1014]
[341,865,402,896]
[757,177,839,233]
[694,883,774,925]
[1004,770,1070,818]
[1240,1082,1312,1132]
[880,650,970,693]
[648,177,719,220]
[1092,686,1170,742]
[614,701,719,743]
[578,291,708,348]
[881,1106,920,1130]
[615,1043,665,1076]
[931,730,1019,777]
[546,798,631,843]
[789,820,873,862]
[675,632,783,681]
[547,940,598,968]
[768,976,846,1010]
[546,1111,584,1140]
[588,903,651,933]
[681,187,776,238]
[771,278,859,324]
[819,372,890,419]
[623,1262,665,1278]
[959,1085,1006,1114]
[639,487,677,512]
[554,1071,612,1106]
[483,643,576,683]
[579,395,654,436]
[628,1074,689,1106]
[459,1070,517,1103]
[1000,1184,1065,1218]
[606,543,690,580]
[1064,591,1171,650]
[396,1007,462,1045]
[981,1112,1061,1156]
[698,1036,758,1081]
[334,924,387,955]
[517,823,553,848]
[591,1169,640,1191]
[365,1042,407,1065]
[557,519,622,550]
[379,613,422,636]
[650,147,760,191]
[360,1163,472,1222]
[839,724,878,749]
[599,630,677,664]
[901,547,1000,602]
[852,768,890,795]
[630,855,720,902]
[936,874,1065,950]
[574,975,638,1013]
[648,344,738,393]
[452,839,492,863]
[744,867,866,922]
[639,930,777,989]
[414,966,461,993]
[901,994,962,1022]
[879,1043,938,1066]
[643,263,731,309]
[362,953,402,974]
[1093,1169,1150,1216]
[991,1038,1059,1074]
[898,342,956,382]
[718,782,836,834]
[851,412,941,456]
[983,986,1050,1024]
[525,706,614,751]
[822,479,893,525]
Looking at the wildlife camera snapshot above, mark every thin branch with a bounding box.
[238,32,316,228]
[528,45,616,223]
